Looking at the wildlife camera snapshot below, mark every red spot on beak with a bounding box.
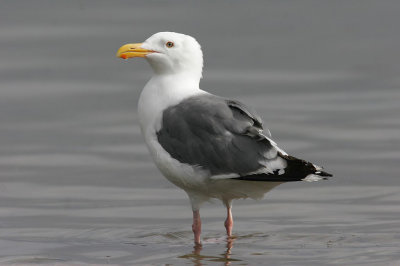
[121,54,128,59]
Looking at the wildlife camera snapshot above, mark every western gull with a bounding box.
[116,32,332,245]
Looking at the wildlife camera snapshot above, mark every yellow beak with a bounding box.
[116,43,155,59]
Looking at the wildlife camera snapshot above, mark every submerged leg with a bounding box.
[224,201,233,237]
[192,210,202,245]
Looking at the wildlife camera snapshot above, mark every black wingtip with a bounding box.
[317,170,333,177]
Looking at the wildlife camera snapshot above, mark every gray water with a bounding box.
[1,1,400,265]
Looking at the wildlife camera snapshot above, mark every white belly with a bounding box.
[137,75,209,191]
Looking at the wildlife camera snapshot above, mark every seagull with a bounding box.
[116,32,332,245]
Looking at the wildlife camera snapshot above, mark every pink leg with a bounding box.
[192,210,202,245]
[224,204,233,237]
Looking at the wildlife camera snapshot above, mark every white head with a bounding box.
[117,32,203,79]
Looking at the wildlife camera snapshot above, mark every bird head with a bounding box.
[117,32,203,79]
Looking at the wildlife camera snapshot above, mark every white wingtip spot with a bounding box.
[302,174,324,182]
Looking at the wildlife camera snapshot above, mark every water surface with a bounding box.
[0,1,399,265]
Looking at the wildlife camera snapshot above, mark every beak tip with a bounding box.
[116,43,147,60]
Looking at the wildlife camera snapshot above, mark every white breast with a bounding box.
[137,74,209,191]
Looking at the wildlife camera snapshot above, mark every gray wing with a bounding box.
[156,94,283,176]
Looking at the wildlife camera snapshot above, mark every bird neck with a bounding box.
[155,72,201,89]
[146,52,203,80]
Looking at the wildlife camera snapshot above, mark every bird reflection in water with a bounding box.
[178,237,240,265]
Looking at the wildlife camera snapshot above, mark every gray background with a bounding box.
[0,1,399,265]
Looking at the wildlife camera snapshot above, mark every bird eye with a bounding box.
[166,41,174,48]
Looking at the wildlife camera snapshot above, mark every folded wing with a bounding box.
[156,94,331,182]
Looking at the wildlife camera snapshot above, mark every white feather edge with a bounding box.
[210,173,240,180]
[261,133,288,156]
[210,136,288,180]
[210,154,287,180]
